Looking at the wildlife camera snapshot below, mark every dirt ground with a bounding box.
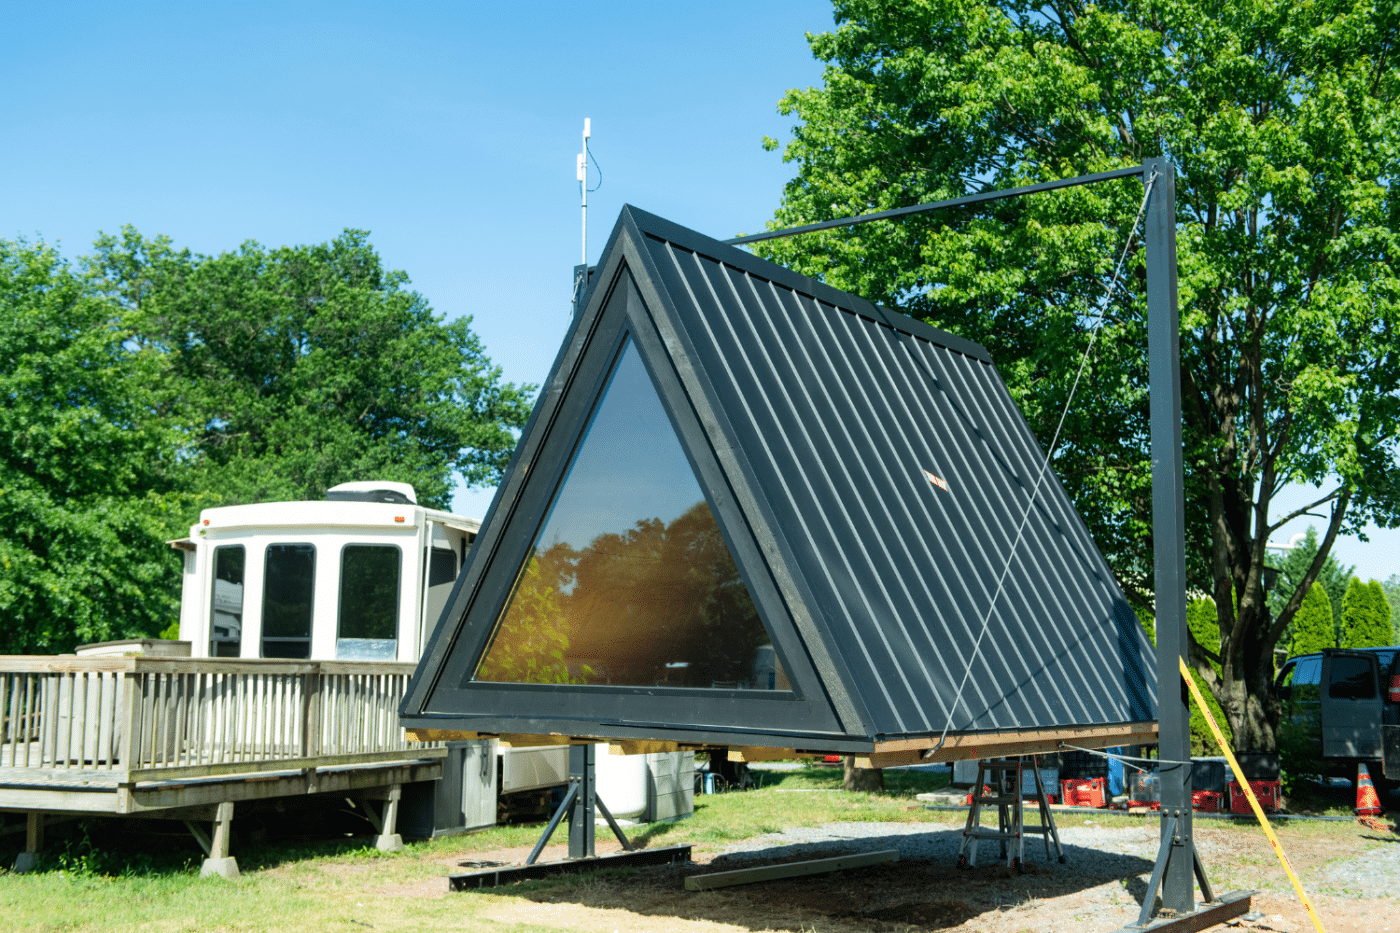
[348,816,1400,933]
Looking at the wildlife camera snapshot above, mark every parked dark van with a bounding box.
[1274,647,1400,791]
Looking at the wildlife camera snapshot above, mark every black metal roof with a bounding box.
[400,205,1156,752]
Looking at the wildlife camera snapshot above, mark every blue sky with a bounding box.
[3,1,1394,585]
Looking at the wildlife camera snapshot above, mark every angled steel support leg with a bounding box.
[594,795,635,852]
[1192,847,1215,905]
[1136,815,1178,927]
[526,779,580,866]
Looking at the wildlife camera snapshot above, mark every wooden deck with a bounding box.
[0,656,445,814]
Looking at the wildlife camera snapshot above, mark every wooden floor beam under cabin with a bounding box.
[403,721,1159,766]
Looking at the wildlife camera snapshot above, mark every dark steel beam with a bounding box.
[448,845,694,890]
[724,165,1145,246]
[1143,156,1195,916]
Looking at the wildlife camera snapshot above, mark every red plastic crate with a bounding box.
[965,784,994,805]
[1192,790,1224,812]
[1228,780,1281,814]
[1062,777,1107,808]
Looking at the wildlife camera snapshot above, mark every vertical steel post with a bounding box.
[1144,155,1195,914]
[568,743,596,858]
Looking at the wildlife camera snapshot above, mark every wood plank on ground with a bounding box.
[684,849,899,891]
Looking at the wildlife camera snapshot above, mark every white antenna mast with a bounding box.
[579,118,591,267]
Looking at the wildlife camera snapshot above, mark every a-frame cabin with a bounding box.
[400,206,1157,765]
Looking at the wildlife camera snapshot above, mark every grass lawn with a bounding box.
[0,762,952,932]
[0,762,1381,932]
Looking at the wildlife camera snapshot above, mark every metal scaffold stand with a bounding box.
[957,756,1065,871]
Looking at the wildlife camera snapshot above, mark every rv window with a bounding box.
[428,547,457,588]
[209,545,245,657]
[262,543,315,659]
[338,545,401,661]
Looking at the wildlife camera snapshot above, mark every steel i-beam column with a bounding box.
[1144,155,1195,915]
[568,744,596,859]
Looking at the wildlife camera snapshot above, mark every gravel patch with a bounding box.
[713,818,1400,904]
[1313,831,1400,898]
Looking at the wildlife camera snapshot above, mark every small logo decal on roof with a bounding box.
[922,469,950,492]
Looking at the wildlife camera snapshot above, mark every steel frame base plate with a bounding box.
[1108,890,1253,933]
[448,844,693,890]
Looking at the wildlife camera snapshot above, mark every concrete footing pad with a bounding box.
[12,852,40,873]
[374,834,403,852]
[200,857,240,880]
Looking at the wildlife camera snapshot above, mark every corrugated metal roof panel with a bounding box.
[641,224,1154,737]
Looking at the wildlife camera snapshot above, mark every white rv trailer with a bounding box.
[170,481,692,834]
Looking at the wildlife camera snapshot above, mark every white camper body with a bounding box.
[175,483,475,665]
[171,482,691,831]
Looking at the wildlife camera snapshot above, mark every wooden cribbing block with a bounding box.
[684,849,899,891]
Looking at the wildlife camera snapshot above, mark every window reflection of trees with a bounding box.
[477,501,782,689]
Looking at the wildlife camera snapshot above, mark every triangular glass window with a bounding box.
[475,338,788,691]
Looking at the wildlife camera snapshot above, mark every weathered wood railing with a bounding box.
[0,657,443,785]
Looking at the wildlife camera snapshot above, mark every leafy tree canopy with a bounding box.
[86,226,533,510]
[756,0,1400,751]
[0,228,531,653]
[0,239,191,653]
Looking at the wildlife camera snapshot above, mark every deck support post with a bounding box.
[200,801,239,880]
[12,812,44,873]
[374,784,404,852]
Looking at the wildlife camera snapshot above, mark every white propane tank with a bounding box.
[593,745,649,820]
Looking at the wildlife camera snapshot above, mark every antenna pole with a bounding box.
[580,118,591,267]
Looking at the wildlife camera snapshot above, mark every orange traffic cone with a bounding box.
[1356,762,1384,817]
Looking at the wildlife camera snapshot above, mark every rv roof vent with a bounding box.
[326,481,417,505]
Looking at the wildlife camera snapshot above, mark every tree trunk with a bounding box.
[843,756,884,792]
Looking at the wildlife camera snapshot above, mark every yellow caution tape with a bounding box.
[1179,656,1328,933]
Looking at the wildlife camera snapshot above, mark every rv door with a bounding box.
[1321,649,1384,759]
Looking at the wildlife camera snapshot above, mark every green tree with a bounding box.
[1341,578,1393,648]
[1382,574,1400,643]
[755,0,1400,753]
[1266,526,1353,645]
[86,227,533,509]
[1290,585,1335,656]
[0,238,191,653]
[1185,597,1234,755]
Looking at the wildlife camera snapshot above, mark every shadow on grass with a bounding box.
[0,798,393,879]
[461,826,1155,933]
